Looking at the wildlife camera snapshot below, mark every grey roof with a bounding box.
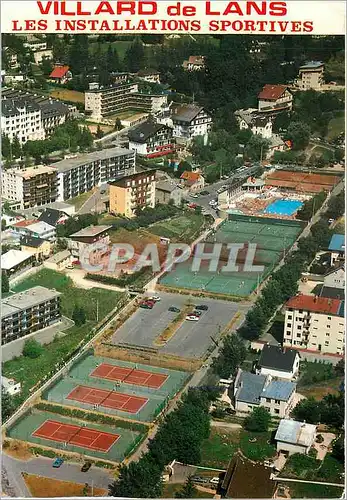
[275,419,316,446]
[1,250,33,270]
[69,225,111,238]
[171,104,205,123]
[128,121,170,143]
[235,108,270,128]
[258,344,298,372]
[319,285,345,301]
[45,249,71,264]
[300,61,324,70]
[270,134,285,148]
[50,148,134,173]
[262,380,296,401]
[1,286,61,319]
[235,372,266,404]
[2,97,40,117]
[26,221,55,234]
[2,87,69,119]
[155,180,181,193]
[39,208,68,227]
[20,235,47,248]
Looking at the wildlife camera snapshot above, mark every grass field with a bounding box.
[281,453,344,484]
[297,361,343,400]
[326,113,345,140]
[149,214,205,243]
[200,428,276,468]
[161,483,214,498]
[288,482,343,498]
[50,89,85,104]
[23,474,106,497]
[12,269,123,320]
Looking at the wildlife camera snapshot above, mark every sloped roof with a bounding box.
[50,65,70,79]
[300,61,324,70]
[1,249,32,270]
[20,235,47,248]
[180,171,201,182]
[235,371,266,404]
[262,380,296,402]
[258,344,299,372]
[285,294,342,315]
[39,208,68,227]
[258,84,288,100]
[171,104,205,123]
[275,419,316,446]
[128,121,170,143]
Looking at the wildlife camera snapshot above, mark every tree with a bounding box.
[175,476,198,498]
[109,455,163,498]
[124,39,145,73]
[291,397,322,424]
[1,388,15,421]
[331,436,344,463]
[286,122,311,151]
[212,334,246,378]
[244,407,271,432]
[72,306,86,326]
[1,134,11,159]
[11,136,22,159]
[1,219,7,231]
[1,271,9,293]
[23,338,44,358]
[96,125,104,139]
[245,135,270,162]
[115,118,123,131]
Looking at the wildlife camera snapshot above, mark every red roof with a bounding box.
[258,84,288,100]
[11,219,36,228]
[50,65,70,79]
[286,294,341,315]
[180,171,201,182]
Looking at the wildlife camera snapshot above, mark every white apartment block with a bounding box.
[296,61,324,90]
[85,82,167,121]
[50,148,136,201]
[171,104,212,141]
[284,294,345,355]
[1,98,45,143]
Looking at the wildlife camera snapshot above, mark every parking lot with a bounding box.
[111,292,250,359]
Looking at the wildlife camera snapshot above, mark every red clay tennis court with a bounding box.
[90,363,168,389]
[66,385,148,414]
[32,419,119,452]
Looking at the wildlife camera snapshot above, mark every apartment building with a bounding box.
[296,61,324,90]
[235,108,273,139]
[85,82,168,121]
[109,170,156,218]
[128,121,174,158]
[67,225,111,258]
[233,369,296,418]
[258,84,293,113]
[1,97,45,143]
[2,88,70,137]
[1,286,61,345]
[50,148,135,201]
[284,294,345,355]
[2,166,58,209]
[171,104,212,141]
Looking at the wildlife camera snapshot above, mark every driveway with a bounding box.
[2,453,113,497]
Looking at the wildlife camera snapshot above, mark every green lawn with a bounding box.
[66,189,95,211]
[288,482,343,499]
[297,361,342,400]
[12,269,122,321]
[149,214,205,243]
[280,453,344,484]
[4,270,124,404]
[200,428,276,469]
[326,114,345,140]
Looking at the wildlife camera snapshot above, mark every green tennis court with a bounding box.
[160,215,304,297]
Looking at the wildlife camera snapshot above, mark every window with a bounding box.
[286,331,291,336]
[299,309,303,313]
[287,314,292,319]
[325,341,329,346]
[297,325,302,330]
[326,332,330,336]
[266,398,271,403]
[274,409,280,414]
[296,333,301,338]
[327,316,331,320]
[327,325,330,328]
[287,322,292,327]
[275,400,280,405]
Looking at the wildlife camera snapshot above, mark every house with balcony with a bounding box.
[258,84,293,113]
[233,369,296,418]
[128,120,174,159]
[283,294,345,355]
[295,61,324,90]
[171,104,212,142]
[235,108,273,139]
[67,225,111,259]
[109,170,156,218]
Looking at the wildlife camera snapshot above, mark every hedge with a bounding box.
[85,268,148,287]
[29,446,115,468]
[34,402,148,433]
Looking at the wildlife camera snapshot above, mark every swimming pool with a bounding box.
[264,199,303,216]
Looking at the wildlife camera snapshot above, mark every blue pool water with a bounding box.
[264,199,303,216]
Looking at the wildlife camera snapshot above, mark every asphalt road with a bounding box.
[111,292,251,359]
[2,453,113,497]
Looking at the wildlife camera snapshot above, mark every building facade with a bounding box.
[296,61,324,90]
[85,82,167,121]
[235,108,273,139]
[128,121,174,158]
[1,286,61,345]
[155,180,182,207]
[171,104,212,141]
[1,166,58,209]
[256,344,300,381]
[182,56,205,71]
[109,170,156,218]
[1,97,45,143]
[275,420,317,456]
[50,148,136,201]
[67,225,111,258]
[20,235,52,260]
[284,294,345,355]
[258,85,293,113]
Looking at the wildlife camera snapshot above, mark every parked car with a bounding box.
[192,476,209,484]
[186,314,199,321]
[81,462,92,472]
[200,190,210,195]
[195,304,208,311]
[65,264,74,270]
[140,302,153,309]
[149,295,161,302]
[168,307,180,313]
[193,310,202,316]
[188,203,198,209]
[190,193,199,198]
[52,458,64,468]
[209,200,217,206]
[210,477,220,485]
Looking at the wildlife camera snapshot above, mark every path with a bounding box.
[210,421,242,430]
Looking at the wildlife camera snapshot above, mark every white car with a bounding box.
[210,477,220,485]
[190,193,199,198]
[186,314,199,321]
[209,200,217,206]
[149,295,161,302]
[65,265,74,270]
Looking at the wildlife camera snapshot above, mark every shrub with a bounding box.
[244,407,271,432]
[22,339,44,359]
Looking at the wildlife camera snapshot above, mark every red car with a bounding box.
[188,203,198,209]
